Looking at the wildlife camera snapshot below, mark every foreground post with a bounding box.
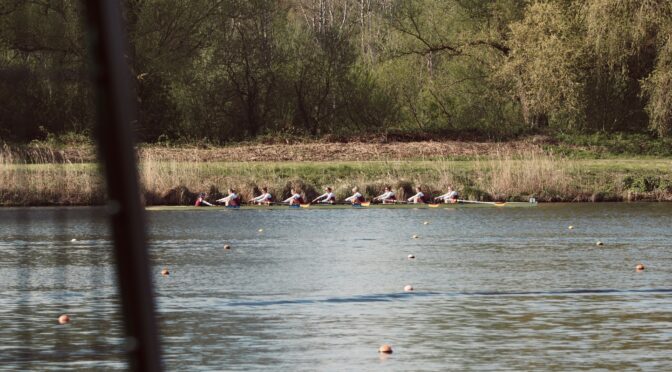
[83,1,162,371]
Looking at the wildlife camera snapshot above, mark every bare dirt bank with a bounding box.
[5,139,551,164]
[139,140,545,162]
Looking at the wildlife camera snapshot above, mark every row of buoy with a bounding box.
[382,225,424,352]
[379,248,420,354]
[568,225,646,271]
[393,220,428,354]
[150,219,649,360]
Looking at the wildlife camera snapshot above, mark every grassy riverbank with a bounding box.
[1,142,671,205]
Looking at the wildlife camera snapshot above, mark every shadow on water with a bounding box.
[226,288,672,307]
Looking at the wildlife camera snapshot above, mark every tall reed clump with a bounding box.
[0,144,104,205]
[472,149,580,201]
[138,153,293,204]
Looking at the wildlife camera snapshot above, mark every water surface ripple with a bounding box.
[0,203,671,370]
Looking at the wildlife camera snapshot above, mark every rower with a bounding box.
[435,186,459,203]
[373,186,396,204]
[216,188,241,207]
[283,188,304,205]
[249,187,273,205]
[312,187,336,204]
[407,186,427,204]
[194,192,214,207]
[344,187,365,204]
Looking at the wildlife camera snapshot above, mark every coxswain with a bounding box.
[194,192,214,207]
[373,186,396,204]
[282,188,304,205]
[250,187,273,205]
[435,186,459,203]
[312,187,337,204]
[344,187,365,204]
[216,188,241,207]
[407,186,427,204]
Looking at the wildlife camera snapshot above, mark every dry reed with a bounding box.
[1,143,670,206]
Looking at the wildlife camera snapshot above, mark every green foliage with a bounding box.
[642,40,672,136]
[582,0,672,135]
[500,2,587,129]
[1,0,672,143]
[622,174,671,193]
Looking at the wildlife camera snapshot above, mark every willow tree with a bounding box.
[584,0,672,136]
[499,2,587,129]
[642,39,672,136]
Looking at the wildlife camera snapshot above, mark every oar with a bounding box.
[300,201,369,208]
[397,200,432,205]
[456,199,507,206]
[263,201,291,206]
[258,201,284,206]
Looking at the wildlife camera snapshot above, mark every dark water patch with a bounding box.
[222,288,672,308]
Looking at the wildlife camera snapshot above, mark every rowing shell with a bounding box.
[146,200,538,211]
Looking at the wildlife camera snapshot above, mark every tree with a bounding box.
[583,0,672,136]
[499,2,587,129]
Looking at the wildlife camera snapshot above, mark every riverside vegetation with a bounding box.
[2,1,672,143]
[2,1,672,205]
[1,139,671,206]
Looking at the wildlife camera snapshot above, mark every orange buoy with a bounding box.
[378,344,393,354]
[161,268,170,276]
[408,254,415,259]
[224,244,231,250]
[58,314,70,325]
[404,285,414,292]
[636,263,645,272]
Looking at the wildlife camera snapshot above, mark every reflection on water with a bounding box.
[1,204,671,370]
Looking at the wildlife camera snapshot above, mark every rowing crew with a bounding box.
[196,185,459,206]
[404,186,459,204]
[195,187,271,207]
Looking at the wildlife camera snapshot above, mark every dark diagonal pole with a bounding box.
[82,1,162,371]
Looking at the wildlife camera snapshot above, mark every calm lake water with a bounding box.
[1,203,671,370]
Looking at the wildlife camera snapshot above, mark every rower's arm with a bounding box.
[201,200,214,206]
